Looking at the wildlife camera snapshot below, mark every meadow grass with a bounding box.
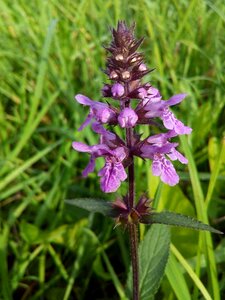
[0,0,224,299]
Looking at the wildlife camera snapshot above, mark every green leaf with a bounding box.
[127,224,170,299]
[20,221,41,244]
[165,252,192,300]
[0,225,12,300]
[65,198,116,217]
[141,211,223,234]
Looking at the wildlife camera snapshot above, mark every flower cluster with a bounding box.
[72,22,192,193]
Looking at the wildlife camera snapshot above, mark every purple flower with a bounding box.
[143,94,192,134]
[135,90,192,134]
[138,86,161,103]
[118,108,138,128]
[72,22,192,195]
[152,154,179,186]
[137,131,188,186]
[75,94,117,130]
[111,83,125,97]
[72,140,127,193]
[98,147,127,193]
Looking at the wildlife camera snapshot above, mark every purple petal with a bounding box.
[147,132,168,144]
[93,103,116,124]
[162,108,192,134]
[118,108,138,128]
[98,161,127,193]
[92,122,116,141]
[166,94,187,106]
[75,94,93,106]
[141,143,178,158]
[147,86,161,98]
[113,147,127,161]
[162,108,174,130]
[111,83,125,97]
[72,142,91,153]
[91,144,113,157]
[138,87,148,98]
[117,163,127,181]
[168,148,188,164]
[144,101,164,117]
[95,106,110,122]
[82,156,96,177]
[76,94,116,125]
[147,131,178,144]
[78,113,93,131]
[152,154,179,186]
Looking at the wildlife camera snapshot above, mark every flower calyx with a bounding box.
[112,194,152,226]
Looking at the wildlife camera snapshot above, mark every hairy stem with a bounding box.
[128,223,139,300]
[126,122,139,300]
[126,127,134,209]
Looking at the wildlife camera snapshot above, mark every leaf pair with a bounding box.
[65,198,223,234]
[65,198,222,299]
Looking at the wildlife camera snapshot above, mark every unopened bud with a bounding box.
[118,108,138,128]
[110,71,119,79]
[122,71,130,80]
[115,54,124,61]
[111,83,125,97]
[130,57,137,63]
[139,64,147,71]
[102,84,111,97]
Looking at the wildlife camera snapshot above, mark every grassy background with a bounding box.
[0,0,225,299]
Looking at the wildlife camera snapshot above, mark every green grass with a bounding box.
[0,0,225,299]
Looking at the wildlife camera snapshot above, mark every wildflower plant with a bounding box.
[67,22,222,300]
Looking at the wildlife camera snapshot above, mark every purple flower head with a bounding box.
[118,108,138,128]
[72,140,127,193]
[111,83,125,97]
[75,94,117,130]
[72,22,192,197]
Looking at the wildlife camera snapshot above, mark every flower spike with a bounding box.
[72,21,192,192]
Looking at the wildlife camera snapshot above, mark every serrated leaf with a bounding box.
[65,198,116,217]
[141,211,223,234]
[127,224,170,299]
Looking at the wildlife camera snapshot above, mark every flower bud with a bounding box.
[138,63,147,71]
[121,71,131,80]
[118,108,138,128]
[111,83,125,97]
[110,71,119,79]
[102,84,111,97]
